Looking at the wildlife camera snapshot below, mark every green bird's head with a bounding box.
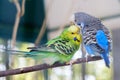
[60,25,82,46]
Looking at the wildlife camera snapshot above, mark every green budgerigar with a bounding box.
[11,25,82,65]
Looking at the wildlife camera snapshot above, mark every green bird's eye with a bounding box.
[71,32,74,34]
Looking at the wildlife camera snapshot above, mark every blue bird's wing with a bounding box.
[96,30,108,51]
[96,30,110,68]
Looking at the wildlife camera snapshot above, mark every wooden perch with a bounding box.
[0,56,102,77]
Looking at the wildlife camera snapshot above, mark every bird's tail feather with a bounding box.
[6,50,31,57]
[101,53,110,68]
[6,49,54,58]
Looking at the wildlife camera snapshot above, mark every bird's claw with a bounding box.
[84,53,91,62]
[66,60,77,66]
[86,55,92,62]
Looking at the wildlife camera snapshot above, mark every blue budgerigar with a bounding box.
[73,12,112,68]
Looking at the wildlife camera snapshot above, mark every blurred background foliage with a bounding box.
[0,0,120,80]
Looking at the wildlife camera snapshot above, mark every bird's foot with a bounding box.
[66,60,77,66]
[85,55,92,62]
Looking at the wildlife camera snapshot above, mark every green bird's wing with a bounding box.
[20,37,76,64]
[28,38,76,56]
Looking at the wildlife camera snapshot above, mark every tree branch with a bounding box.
[11,0,25,48]
[11,0,21,48]
[0,56,102,77]
[35,0,55,46]
[35,19,47,46]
